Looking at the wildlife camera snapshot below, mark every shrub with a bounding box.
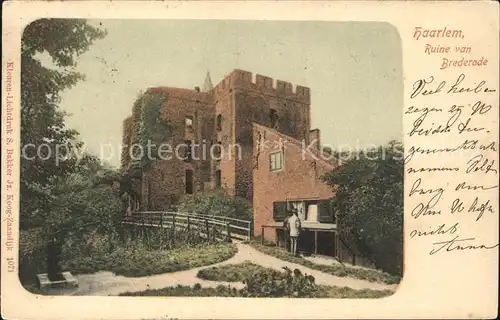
[241,267,319,298]
[322,141,404,276]
[177,189,252,221]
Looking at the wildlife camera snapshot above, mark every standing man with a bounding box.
[287,208,301,256]
[282,212,290,252]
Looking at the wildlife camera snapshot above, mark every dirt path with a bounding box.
[67,242,396,296]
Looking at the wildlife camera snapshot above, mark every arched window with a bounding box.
[216,114,222,132]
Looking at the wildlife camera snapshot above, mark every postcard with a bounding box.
[1,1,498,319]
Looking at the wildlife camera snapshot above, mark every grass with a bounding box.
[249,241,401,285]
[316,285,393,298]
[189,262,395,298]
[62,243,237,277]
[121,284,241,297]
[197,261,274,282]
[119,283,394,298]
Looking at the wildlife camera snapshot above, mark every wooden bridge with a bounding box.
[122,211,253,241]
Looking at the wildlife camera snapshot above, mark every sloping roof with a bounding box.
[252,122,337,170]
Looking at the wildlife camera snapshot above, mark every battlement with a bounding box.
[213,69,310,102]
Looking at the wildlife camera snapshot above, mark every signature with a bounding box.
[429,235,499,255]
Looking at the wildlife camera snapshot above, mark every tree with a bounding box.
[322,141,404,275]
[20,19,107,280]
[44,159,124,279]
[21,19,106,228]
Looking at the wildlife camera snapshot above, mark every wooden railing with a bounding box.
[122,211,253,241]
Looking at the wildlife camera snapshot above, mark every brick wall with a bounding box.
[252,123,336,241]
[121,88,215,210]
[121,69,315,215]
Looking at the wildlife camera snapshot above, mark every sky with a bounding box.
[55,19,403,167]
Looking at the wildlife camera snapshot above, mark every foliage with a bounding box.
[197,261,273,282]
[177,189,253,220]
[242,267,318,297]
[20,19,114,280]
[249,242,400,284]
[19,160,125,283]
[121,267,394,298]
[120,284,241,297]
[22,220,237,288]
[321,140,404,276]
[125,91,171,175]
[21,19,107,229]
[315,286,394,299]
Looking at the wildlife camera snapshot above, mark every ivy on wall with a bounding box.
[121,91,171,202]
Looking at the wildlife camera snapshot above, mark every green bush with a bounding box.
[321,141,404,276]
[177,189,252,221]
[241,267,318,297]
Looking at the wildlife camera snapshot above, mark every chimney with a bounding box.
[194,86,200,92]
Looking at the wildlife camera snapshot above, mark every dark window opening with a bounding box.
[185,169,194,194]
[184,140,193,162]
[318,199,335,223]
[215,170,222,188]
[269,109,279,128]
[213,141,222,159]
[273,201,287,222]
[216,114,222,132]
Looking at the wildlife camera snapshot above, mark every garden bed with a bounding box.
[123,264,394,298]
[197,261,271,282]
[249,241,400,285]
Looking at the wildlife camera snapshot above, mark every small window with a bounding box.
[216,114,222,132]
[273,201,287,222]
[269,151,284,171]
[215,170,222,188]
[184,140,193,162]
[269,109,278,128]
[185,169,194,194]
[212,141,222,159]
[185,116,193,131]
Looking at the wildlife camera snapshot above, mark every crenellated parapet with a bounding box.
[212,69,310,103]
